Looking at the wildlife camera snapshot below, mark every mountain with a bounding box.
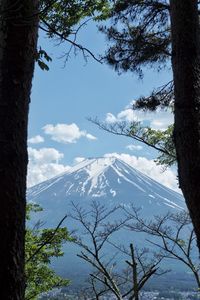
[27,157,189,289]
[28,157,184,218]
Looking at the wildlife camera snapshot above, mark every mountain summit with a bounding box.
[27,157,187,287]
[28,157,185,219]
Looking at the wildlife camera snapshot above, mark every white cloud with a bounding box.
[85,133,97,140]
[27,163,71,188]
[43,123,97,144]
[105,103,173,131]
[104,152,180,192]
[28,135,44,144]
[105,109,138,124]
[105,113,117,123]
[117,109,138,122]
[126,144,143,151]
[74,157,85,164]
[27,147,71,187]
[149,112,173,130]
[28,147,64,164]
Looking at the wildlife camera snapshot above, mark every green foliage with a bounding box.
[129,123,176,168]
[101,0,170,77]
[133,81,174,111]
[40,0,111,37]
[143,125,175,167]
[35,48,52,71]
[101,1,174,111]
[25,203,72,300]
[36,0,111,70]
[92,117,176,168]
[96,1,176,167]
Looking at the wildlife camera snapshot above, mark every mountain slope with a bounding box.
[27,157,189,289]
[28,157,184,218]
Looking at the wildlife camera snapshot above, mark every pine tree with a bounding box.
[102,0,200,251]
[0,1,39,298]
[0,1,109,298]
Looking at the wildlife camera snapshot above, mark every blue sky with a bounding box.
[27,24,177,191]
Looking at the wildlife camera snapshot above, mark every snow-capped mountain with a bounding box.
[28,157,185,220]
[27,157,188,288]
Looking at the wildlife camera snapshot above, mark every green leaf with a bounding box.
[25,204,71,300]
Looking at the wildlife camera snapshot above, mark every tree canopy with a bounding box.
[25,203,72,300]
[98,0,200,250]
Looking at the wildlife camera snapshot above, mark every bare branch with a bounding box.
[88,117,176,160]
[124,208,200,288]
[40,18,102,63]
[26,214,67,263]
[71,201,163,299]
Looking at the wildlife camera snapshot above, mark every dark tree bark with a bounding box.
[170,0,200,249]
[0,1,39,299]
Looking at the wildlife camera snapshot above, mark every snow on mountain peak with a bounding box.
[28,157,185,213]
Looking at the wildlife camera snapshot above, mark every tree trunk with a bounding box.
[170,0,200,250]
[0,1,39,299]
